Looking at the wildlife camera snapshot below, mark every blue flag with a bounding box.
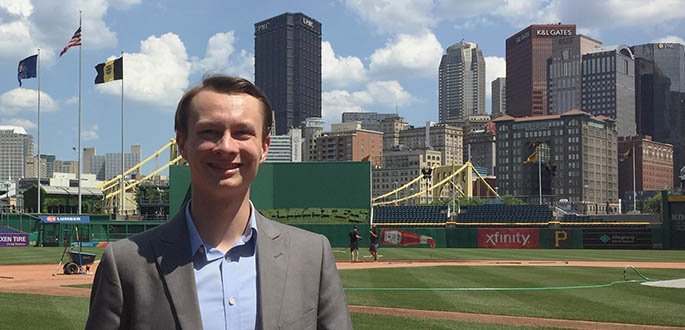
[18,54,37,87]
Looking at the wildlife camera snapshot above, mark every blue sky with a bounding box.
[1,0,684,172]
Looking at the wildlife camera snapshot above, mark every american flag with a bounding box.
[59,26,81,57]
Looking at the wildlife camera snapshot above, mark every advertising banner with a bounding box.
[477,228,540,248]
[381,229,436,248]
[670,201,685,249]
[552,230,573,248]
[0,233,29,247]
[39,215,90,224]
[583,229,652,249]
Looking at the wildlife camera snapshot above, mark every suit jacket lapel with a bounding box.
[256,213,287,330]
[152,211,203,330]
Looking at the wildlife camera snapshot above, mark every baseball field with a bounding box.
[1,247,684,330]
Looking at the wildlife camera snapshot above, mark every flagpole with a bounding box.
[37,48,41,214]
[120,51,125,217]
[78,11,82,214]
[538,156,542,205]
[632,144,636,212]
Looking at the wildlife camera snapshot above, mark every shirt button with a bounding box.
[229,298,236,305]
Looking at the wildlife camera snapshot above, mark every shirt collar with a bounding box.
[185,200,259,258]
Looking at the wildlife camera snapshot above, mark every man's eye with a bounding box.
[200,130,220,138]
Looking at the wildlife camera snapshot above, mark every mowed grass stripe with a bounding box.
[0,247,105,265]
[0,292,90,330]
[333,248,685,262]
[340,266,685,326]
[351,313,565,330]
[0,291,566,330]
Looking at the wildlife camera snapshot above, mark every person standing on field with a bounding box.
[349,225,362,262]
[369,225,379,262]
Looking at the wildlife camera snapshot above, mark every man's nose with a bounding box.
[215,133,239,154]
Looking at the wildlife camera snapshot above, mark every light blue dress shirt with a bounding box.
[185,201,258,330]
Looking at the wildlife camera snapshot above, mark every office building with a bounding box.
[463,122,496,175]
[380,116,409,151]
[632,42,685,186]
[265,128,303,162]
[53,160,80,176]
[372,149,442,205]
[305,122,383,167]
[342,112,397,132]
[89,145,142,181]
[491,77,506,117]
[547,35,602,114]
[439,41,485,121]
[83,147,95,174]
[0,126,33,182]
[24,156,46,179]
[399,123,463,166]
[506,24,577,117]
[38,154,56,178]
[494,110,618,214]
[580,46,636,137]
[617,136,673,201]
[254,13,322,135]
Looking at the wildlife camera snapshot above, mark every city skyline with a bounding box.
[0,1,684,167]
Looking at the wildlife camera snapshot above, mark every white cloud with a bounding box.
[322,41,367,89]
[653,35,685,44]
[322,80,413,125]
[0,88,57,114]
[83,123,98,141]
[484,56,506,99]
[107,0,141,10]
[369,31,443,79]
[0,0,140,64]
[64,96,78,105]
[1,117,35,129]
[343,0,435,34]
[191,31,254,80]
[96,33,192,109]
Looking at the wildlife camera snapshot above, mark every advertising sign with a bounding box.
[477,228,540,248]
[583,229,652,249]
[0,233,29,247]
[381,229,436,248]
[669,201,685,249]
[39,215,90,224]
[552,230,573,248]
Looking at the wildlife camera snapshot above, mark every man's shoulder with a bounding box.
[259,215,322,239]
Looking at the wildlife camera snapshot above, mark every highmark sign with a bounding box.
[39,215,90,224]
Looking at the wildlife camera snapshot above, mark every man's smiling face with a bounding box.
[177,90,270,198]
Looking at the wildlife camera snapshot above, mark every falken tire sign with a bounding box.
[583,229,652,249]
[477,228,540,248]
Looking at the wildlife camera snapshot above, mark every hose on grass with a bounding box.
[344,266,663,292]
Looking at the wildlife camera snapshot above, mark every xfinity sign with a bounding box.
[536,29,573,37]
[478,228,540,248]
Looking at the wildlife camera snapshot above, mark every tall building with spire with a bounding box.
[439,41,485,122]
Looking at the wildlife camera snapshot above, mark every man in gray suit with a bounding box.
[85,75,352,330]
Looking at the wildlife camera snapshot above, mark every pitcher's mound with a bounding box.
[641,279,685,288]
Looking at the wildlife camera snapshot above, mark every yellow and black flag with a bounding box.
[619,148,631,162]
[94,57,122,84]
[524,151,538,163]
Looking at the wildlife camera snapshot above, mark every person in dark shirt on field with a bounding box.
[349,225,362,262]
[369,225,379,262]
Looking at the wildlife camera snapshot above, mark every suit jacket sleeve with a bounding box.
[317,234,353,330]
[85,244,124,330]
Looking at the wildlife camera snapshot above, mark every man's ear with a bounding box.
[176,131,187,159]
[260,135,271,163]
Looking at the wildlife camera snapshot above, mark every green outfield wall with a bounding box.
[169,162,372,217]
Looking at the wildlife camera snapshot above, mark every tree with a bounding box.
[642,193,662,214]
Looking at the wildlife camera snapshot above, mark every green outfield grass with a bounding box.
[333,247,685,262]
[0,247,105,265]
[0,291,565,330]
[341,266,685,327]
[351,313,565,330]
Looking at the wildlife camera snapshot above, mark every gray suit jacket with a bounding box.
[85,210,352,330]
